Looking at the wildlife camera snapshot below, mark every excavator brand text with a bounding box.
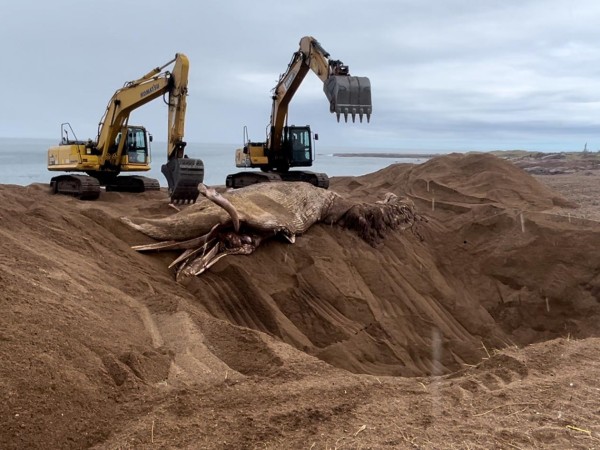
[140,83,160,98]
[283,70,297,91]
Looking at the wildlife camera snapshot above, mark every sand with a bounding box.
[1,152,599,449]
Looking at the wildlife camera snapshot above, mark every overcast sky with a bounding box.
[2,0,600,151]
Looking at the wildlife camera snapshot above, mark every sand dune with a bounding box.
[1,152,599,449]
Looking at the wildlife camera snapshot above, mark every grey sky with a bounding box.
[2,0,600,151]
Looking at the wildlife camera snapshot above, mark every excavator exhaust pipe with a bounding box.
[324,76,372,123]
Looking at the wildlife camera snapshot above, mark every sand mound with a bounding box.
[1,153,599,449]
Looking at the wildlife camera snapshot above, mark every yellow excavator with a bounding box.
[226,36,372,189]
[47,53,203,203]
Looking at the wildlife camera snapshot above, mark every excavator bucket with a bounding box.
[324,76,372,123]
[161,158,205,204]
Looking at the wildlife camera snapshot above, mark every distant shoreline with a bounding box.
[332,152,437,158]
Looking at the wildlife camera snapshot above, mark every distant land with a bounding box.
[334,150,600,159]
[333,152,437,158]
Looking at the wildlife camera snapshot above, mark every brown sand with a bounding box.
[1,152,599,449]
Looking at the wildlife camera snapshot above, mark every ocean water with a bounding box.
[0,137,429,187]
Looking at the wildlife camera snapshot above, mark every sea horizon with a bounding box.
[0,136,582,188]
[0,137,436,188]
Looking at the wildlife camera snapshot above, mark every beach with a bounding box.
[1,151,599,449]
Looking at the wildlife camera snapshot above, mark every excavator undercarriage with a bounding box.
[49,173,161,200]
[49,159,205,202]
[50,175,101,200]
[226,170,329,189]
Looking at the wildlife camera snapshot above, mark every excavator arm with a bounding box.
[268,36,372,150]
[166,54,189,161]
[157,55,204,203]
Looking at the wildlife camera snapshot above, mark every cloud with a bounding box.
[2,0,600,151]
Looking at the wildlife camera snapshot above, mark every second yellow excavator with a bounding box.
[47,53,203,203]
[226,36,372,189]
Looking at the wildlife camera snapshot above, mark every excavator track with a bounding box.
[226,171,282,189]
[104,176,161,193]
[226,171,329,189]
[50,174,162,200]
[280,171,330,189]
[50,175,101,200]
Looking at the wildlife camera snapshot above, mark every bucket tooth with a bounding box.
[359,107,365,123]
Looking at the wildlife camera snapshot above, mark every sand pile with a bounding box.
[1,152,599,449]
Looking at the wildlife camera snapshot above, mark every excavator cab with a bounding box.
[121,127,151,165]
[284,126,313,167]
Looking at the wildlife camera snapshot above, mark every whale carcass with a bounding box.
[122,182,417,281]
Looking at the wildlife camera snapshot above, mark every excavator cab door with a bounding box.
[285,126,313,168]
[124,126,150,164]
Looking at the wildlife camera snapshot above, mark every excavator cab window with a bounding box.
[125,127,149,164]
[287,126,312,167]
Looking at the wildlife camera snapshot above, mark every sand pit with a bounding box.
[1,152,599,449]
